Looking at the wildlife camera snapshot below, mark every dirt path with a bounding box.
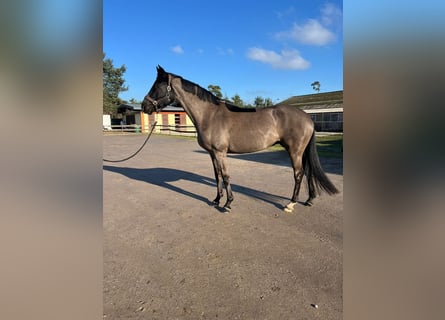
[103,134,343,319]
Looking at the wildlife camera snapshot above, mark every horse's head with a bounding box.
[141,65,176,114]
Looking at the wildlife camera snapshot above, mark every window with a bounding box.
[175,114,181,130]
[322,113,331,121]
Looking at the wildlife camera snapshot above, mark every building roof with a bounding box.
[117,103,184,114]
[277,90,343,111]
[117,103,142,114]
[162,105,185,112]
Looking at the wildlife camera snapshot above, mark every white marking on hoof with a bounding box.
[283,202,296,213]
[223,206,231,213]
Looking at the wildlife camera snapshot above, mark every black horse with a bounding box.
[142,66,338,212]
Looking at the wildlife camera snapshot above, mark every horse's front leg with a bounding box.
[210,154,224,206]
[218,153,233,212]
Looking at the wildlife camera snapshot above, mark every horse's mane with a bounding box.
[171,72,256,112]
[178,75,221,105]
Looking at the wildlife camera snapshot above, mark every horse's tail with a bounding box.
[303,131,339,198]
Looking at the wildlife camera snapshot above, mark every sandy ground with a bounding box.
[103,134,343,319]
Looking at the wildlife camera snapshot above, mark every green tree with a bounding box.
[231,94,244,107]
[264,97,274,107]
[311,81,321,93]
[207,84,223,99]
[254,96,265,107]
[103,53,128,115]
[128,98,140,104]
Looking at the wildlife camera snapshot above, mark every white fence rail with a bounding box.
[103,124,197,136]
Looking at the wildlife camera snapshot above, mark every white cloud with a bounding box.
[274,3,341,46]
[171,45,184,54]
[321,3,342,26]
[247,47,310,70]
[275,19,336,46]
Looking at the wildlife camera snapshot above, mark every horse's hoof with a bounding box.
[283,202,296,213]
[304,201,313,207]
[223,206,231,213]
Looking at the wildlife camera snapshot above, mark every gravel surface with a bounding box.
[103,134,343,319]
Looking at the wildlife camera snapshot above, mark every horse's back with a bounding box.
[273,104,312,119]
[273,105,313,129]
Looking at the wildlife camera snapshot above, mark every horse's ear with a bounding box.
[156,65,166,74]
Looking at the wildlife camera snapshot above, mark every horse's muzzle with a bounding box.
[141,100,155,114]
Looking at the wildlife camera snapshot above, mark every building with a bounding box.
[277,90,343,132]
[117,103,196,136]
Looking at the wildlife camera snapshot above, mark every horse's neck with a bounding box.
[172,81,218,127]
[179,96,212,127]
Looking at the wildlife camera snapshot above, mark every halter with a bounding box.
[146,76,172,113]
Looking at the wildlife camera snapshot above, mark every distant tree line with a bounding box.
[207,85,274,108]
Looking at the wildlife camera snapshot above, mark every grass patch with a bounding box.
[315,134,343,158]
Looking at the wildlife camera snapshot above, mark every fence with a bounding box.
[103,123,197,136]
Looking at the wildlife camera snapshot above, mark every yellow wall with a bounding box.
[186,115,193,126]
[167,114,175,126]
[141,112,149,133]
[153,113,162,133]
[138,111,196,135]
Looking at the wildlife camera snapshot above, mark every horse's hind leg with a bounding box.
[284,151,304,213]
[305,175,316,207]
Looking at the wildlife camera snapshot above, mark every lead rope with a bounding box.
[103,121,157,163]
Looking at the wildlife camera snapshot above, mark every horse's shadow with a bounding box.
[194,149,343,175]
[103,165,289,211]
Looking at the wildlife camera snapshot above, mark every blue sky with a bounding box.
[103,0,343,104]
